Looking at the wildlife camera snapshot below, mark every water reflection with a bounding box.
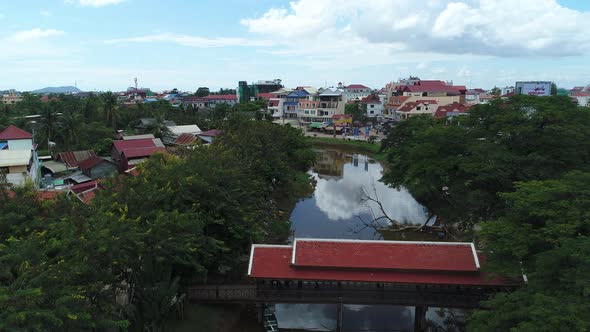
[290,149,428,240]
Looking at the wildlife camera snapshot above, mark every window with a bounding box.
[416,106,421,110]
[370,105,374,108]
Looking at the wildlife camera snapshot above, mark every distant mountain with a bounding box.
[31,86,82,94]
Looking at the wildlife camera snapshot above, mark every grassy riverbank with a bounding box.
[306,136,386,161]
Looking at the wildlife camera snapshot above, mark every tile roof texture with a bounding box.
[58,150,97,168]
[248,239,519,286]
[0,125,33,140]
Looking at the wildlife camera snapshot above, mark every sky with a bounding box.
[1,0,590,92]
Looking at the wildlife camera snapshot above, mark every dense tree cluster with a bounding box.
[0,92,268,154]
[0,118,315,331]
[381,96,590,330]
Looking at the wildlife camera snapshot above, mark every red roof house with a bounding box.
[110,138,165,172]
[58,150,97,168]
[0,125,33,140]
[248,239,521,286]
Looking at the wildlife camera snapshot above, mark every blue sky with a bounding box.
[1,0,589,91]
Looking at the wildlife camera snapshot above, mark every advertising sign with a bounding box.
[516,81,552,96]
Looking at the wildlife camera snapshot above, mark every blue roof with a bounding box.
[287,90,309,98]
[0,143,7,150]
[283,102,299,106]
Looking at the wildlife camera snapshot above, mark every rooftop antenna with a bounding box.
[134,77,138,100]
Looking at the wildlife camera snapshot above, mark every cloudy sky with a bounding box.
[1,0,589,91]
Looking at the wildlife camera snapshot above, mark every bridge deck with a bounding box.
[187,284,503,309]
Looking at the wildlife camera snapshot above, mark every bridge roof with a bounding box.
[248,239,519,286]
[292,239,479,272]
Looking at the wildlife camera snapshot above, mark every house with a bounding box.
[188,95,238,108]
[571,92,590,107]
[284,90,309,119]
[397,80,467,102]
[298,88,345,123]
[173,133,201,147]
[1,92,23,105]
[78,156,118,179]
[340,84,372,102]
[135,118,176,132]
[433,103,470,118]
[197,129,222,144]
[397,100,439,119]
[57,150,97,169]
[111,138,166,172]
[164,125,202,145]
[0,125,38,186]
[360,94,384,117]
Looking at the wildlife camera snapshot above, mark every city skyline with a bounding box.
[1,0,590,91]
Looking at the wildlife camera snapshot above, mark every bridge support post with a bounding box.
[336,298,343,332]
[256,304,264,323]
[414,306,428,332]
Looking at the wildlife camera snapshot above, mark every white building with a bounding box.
[339,83,372,103]
[0,125,38,187]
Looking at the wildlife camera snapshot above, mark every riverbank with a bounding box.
[306,136,386,161]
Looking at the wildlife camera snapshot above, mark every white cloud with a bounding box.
[105,33,273,48]
[40,10,52,17]
[242,0,590,57]
[67,0,127,7]
[9,29,64,42]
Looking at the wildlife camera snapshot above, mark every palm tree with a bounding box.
[37,102,60,149]
[59,110,81,150]
[149,112,172,140]
[102,91,119,129]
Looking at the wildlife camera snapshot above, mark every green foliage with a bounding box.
[382,96,590,225]
[195,87,210,97]
[490,86,501,96]
[345,102,367,123]
[0,119,315,331]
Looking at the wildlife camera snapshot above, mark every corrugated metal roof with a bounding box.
[168,125,202,136]
[174,133,199,146]
[42,160,68,173]
[122,134,155,140]
[0,150,31,167]
[58,150,97,168]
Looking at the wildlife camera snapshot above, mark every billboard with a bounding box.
[515,81,552,96]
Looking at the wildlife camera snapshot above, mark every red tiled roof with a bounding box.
[433,103,469,118]
[58,150,97,168]
[198,129,222,137]
[388,96,411,106]
[415,100,438,104]
[201,94,237,101]
[257,93,274,100]
[112,138,156,153]
[345,84,370,90]
[78,155,104,170]
[248,240,519,286]
[397,102,420,113]
[293,239,478,272]
[78,190,96,205]
[571,92,590,97]
[70,180,98,194]
[122,147,166,159]
[174,133,199,146]
[0,125,33,140]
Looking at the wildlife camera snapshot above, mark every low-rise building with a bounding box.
[111,138,166,172]
[1,92,23,105]
[339,83,372,103]
[571,92,590,107]
[0,125,38,186]
[360,93,384,118]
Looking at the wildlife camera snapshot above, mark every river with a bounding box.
[274,147,467,332]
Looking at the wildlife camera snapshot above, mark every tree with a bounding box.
[551,82,557,95]
[101,91,119,129]
[59,110,82,150]
[195,87,210,97]
[345,102,367,123]
[490,86,501,96]
[469,172,590,331]
[37,102,60,149]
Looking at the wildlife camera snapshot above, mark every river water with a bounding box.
[274,147,467,332]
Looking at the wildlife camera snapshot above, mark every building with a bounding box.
[284,89,310,119]
[433,102,470,118]
[515,81,552,96]
[397,100,440,119]
[0,125,38,186]
[571,92,590,107]
[57,150,97,169]
[298,88,345,123]
[237,80,284,103]
[340,83,372,102]
[1,92,23,105]
[111,138,166,172]
[196,129,222,144]
[78,156,118,179]
[360,93,385,117]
